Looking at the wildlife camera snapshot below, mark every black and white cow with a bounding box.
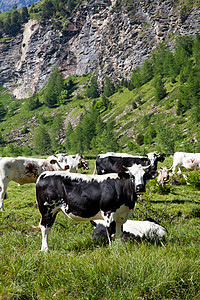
[91,218,167,244]
[146,152,165,171]
[93,152,164,175]
[93,152,150,175]
[36,164,156,251]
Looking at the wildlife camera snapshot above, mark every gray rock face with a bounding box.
[1,0,200,99]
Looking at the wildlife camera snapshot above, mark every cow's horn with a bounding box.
[123,165,128,171]
[143,165,151,170]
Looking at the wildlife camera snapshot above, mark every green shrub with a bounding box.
[187,170,200,189]
[20,127,29,134]
[146,179,171,195]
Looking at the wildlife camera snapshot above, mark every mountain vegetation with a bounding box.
[0,0,82,37]
[1,32,200,157]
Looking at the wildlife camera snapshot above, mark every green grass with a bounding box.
[0,159,200,299]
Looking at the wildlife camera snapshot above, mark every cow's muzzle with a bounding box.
[135,184,145,194]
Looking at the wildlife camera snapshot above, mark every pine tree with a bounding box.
[33,125,52,155]
[103,76,115,97]
[65,122,73,152]
[21,7,29,23]
[154,76,167,102]
[44,66,64,108]
[87,76,99,98]
[51,115,64,151]
[0,102,7,121]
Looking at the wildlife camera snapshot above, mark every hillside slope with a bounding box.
[1,0,200,98]
[0,73,198,156]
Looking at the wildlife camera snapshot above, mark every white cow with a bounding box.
[171,152,200,174]
[0,154,69,211]
[64,154,89,172]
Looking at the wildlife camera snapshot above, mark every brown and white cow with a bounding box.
[0,154,69,211]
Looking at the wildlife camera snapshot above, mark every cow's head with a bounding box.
[125,164,158,194]
[157,167,169,186]
[47,154,69,170]
[79,157,89,170]
[90,220,116,244]
[72,154,89,170]
[147,152,165,171]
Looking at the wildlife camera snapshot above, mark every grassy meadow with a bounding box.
[0,158,200,299]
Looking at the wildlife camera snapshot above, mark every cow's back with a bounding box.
[0,157,55,185]
[172,152,200,172]
[96,155,149,175]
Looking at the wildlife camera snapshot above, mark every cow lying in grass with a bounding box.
[91,218,167,244]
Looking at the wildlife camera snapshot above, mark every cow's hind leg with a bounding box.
[0,180,8,211]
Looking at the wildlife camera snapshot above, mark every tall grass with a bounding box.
[0,166,200,299]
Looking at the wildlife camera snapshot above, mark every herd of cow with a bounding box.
[0,151,198,251]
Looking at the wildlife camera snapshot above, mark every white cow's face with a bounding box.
[126,164,148,194]
[147,152,158,169]
[47,154,69,170]
[126,164,156,194]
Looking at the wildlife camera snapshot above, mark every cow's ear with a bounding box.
[49,159,57,164]
[158,154,165,162]
[118,172,130,180]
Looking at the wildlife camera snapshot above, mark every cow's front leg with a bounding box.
[40,225,51,252]
[39,210,58,252]
[114,206,133,237]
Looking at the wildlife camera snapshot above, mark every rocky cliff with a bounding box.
[1,0,200,99]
